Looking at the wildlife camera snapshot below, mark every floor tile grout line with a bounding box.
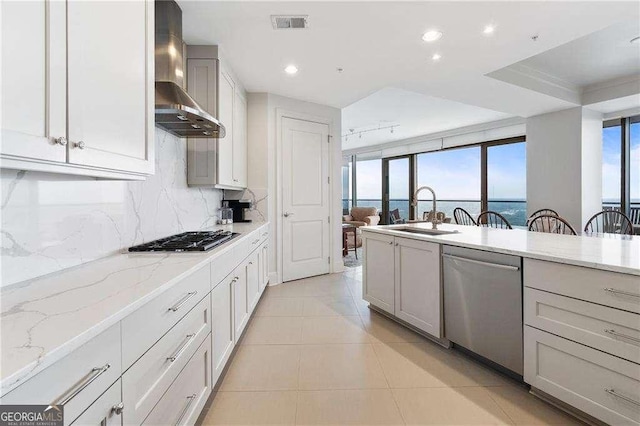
[370,339,408,425]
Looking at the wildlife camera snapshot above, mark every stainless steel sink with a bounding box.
[393,227,460,236]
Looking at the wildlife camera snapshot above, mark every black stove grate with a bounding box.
[128,230,240,252]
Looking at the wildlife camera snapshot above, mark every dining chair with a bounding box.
[477,211,513,229]
[528,214,577,235]
[389,208,406,224]
[526,208,559,226]
[453,208,477,226]
[584,210,634,235]
[423,210,446,223]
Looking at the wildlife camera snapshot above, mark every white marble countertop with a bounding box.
[363,222,640,276]
[0,222,268,396]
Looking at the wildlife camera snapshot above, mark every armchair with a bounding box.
[343,206,380,228]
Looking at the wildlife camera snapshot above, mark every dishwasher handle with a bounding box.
[442,253,520,271]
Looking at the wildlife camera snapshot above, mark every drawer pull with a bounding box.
[175,394,197,426]
[442,254,520,271]
[52,364,111,406]
[252,239,259,245]
[604,329,640,344]
[605,388,640,407]
[111,402,124,415]
[167,334,196,362]
[604,288,640,298]
[168,292,197,312]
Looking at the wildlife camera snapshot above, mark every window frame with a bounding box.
[603,114,639,215]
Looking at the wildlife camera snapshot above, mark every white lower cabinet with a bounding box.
[394,238,441,338]
[363,232,396,315]
[71,380,123,426]
[363,232,441,338]
[233,264,249,342]
[211,277,234,384]
[247,250,261,311]
[525,326,640,425]
[142,335,212,426]
[122,295,211,425]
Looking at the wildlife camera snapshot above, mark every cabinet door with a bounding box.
[394,238,441,337]
[71,380,122,426]
[67,0,153,175]
[363,233,395,315]
[232,265,249,342]
[1,0,66,162]
[211,279,234,384]
[247,251,261,312]
[259,243,269,292]
[232,89,248,187]
[216,69,235,187]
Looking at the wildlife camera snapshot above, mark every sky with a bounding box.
[603,122,640,202]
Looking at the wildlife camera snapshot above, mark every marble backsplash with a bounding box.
[1,130,223,286]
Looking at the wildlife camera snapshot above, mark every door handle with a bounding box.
[283,212,294,217]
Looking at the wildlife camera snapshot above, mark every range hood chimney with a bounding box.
[155,0,225,138]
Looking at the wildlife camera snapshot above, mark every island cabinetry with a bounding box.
[363,232,441,338]
[524,259,640,425]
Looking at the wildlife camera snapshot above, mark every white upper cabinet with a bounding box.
[217,68,236,187]
[1,0,66,163]
[186,48,248,189]
[66,0,154,175]
[0,0,154,179]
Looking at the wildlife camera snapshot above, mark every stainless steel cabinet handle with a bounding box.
[74,141,86,149]
[168,291,197,312]
[442,254,520,271]
[604,329,640,344]
[388,241,393,245]
[604,288,640,298]
[111,402,124,415]
[52,364,111,406]
[249,261,253,265]
[175,394,197,426]
[167,334,196,362]
[252,239,259,244]
[55,136,67,146]
[605,388,640,406]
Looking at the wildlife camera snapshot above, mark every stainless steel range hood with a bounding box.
[155,0,225,138]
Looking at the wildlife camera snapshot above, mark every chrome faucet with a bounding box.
[411,186,439,229]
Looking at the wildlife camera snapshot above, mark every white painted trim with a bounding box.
[603,107,640,120]
[342,117,526,157]
[275,108,335,283]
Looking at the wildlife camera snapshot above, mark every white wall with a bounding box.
[527,107,602,229]
[1,130,223,286]
[246,93,343,284]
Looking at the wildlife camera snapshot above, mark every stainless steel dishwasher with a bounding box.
[443,245,523,376]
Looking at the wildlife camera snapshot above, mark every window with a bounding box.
[601,115,639,215]
[341,157,353,214]
[355,157,382,213]
[487,141,527,227]
[416,147,481,220]
[602,123,622,209]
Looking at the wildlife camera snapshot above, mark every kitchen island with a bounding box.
[361,222,639,425]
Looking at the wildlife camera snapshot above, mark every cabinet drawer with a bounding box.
[259,226,269,245]
[524,259,640,313]
[143,335,212,426]
[211,242,244,289]
[71,380,122,426]
[524,326,640,425]
[123,295,211,425]
[525,288,640,363]
[122,266,210,368]
[1,324,121,426]
[248,230,262,252]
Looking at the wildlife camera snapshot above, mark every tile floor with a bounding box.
[201,268,583,425]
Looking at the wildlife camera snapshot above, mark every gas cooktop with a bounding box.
[128,230,239,252]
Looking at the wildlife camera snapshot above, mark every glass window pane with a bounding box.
[341,156,352,214]
[356,158,382,213]
[487,142,527,227]
[602,125,622,209]
[388,157,410,222]
[416,147,481,221]
[631,121,639,213]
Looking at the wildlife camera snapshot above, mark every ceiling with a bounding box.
[178,1,640,148]
[341,87,510,149]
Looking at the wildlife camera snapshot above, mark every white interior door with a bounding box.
[282,117,330,282]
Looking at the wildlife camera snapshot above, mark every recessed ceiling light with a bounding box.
[483,25,495,35]
[284,65,298,75]
[422,30,443,42]
[432,53,442,61]
[631,36,640,44]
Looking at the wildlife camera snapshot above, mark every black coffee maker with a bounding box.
[224,199,253,223]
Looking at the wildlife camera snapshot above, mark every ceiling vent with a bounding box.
[271,15,308,30]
